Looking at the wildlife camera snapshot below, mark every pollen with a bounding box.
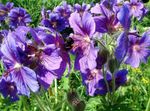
[84,36,90,43]
[132,5,137,10]
[133,44,141,52]
[0,10,6,16]
[14,63,22,69]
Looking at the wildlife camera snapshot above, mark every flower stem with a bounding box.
[55,79,58,104]
[102,67,109,93]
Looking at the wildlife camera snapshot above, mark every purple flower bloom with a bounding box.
[125,0,147,19]
[69,11,98,73]
[1,32,39,96]
[0,2,13,21]
[9,7,31,28]
[74,3,91,14]
[81,69,103,96]
[116,29,150,68]
[124,32,150,67]
[41,12,68,31]
[0,76,19,101]
[41,8,51,20]
[29,28,70,88]
[101,0,122,10]
[54,1,72,19]
[95,69,128,95]
[91,4,119,34]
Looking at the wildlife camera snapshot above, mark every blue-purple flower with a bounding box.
[94,69,128,95]
[54,1,72,19]
[124,32,150,67]
[0,76,19,101]
[91,4,119,34]
[69,11,98,73]
[41,12,68,31]
[0,2,13,21]
[1,32,39,96]
[29,28,70,88]
[125,0,147,19]
[9,7,31,28]
[81,69,103,96]
[74,3,91,14]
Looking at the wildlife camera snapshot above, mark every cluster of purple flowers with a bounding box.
[0,2,31,28]
[0,0,149,101]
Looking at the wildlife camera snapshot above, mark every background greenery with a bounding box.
[0,0,150,111]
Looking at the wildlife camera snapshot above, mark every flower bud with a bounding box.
[108,58,119,73]
[96,49,109,69]
[67,91,85,111]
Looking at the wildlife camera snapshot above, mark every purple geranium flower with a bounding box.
[0,2,14,21]
[82,69,103,96]
[41,12,68,31]
[9,7,31,28]
[91,4,119,34]
[124,32,150,67]
[54,1,72,19]
[1,32,39,96]
[74,3,91,14]
[0,76,19,101]
[29,28,70,88]
[95,69,128,95]
[125,0,146,19]
[69,11,98,73]
[101,0,122,11]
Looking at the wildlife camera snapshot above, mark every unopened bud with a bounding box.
[96,49,109,69]
[108,58,119,73]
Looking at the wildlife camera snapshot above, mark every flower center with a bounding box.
[133,44,141,52]
[84,36,90,43]
[132,5,137,10]
[0,10,7,16]
[88,69,99,81]
[18,16,22,21]
[14,63,22,69]
[52,22,57,28]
